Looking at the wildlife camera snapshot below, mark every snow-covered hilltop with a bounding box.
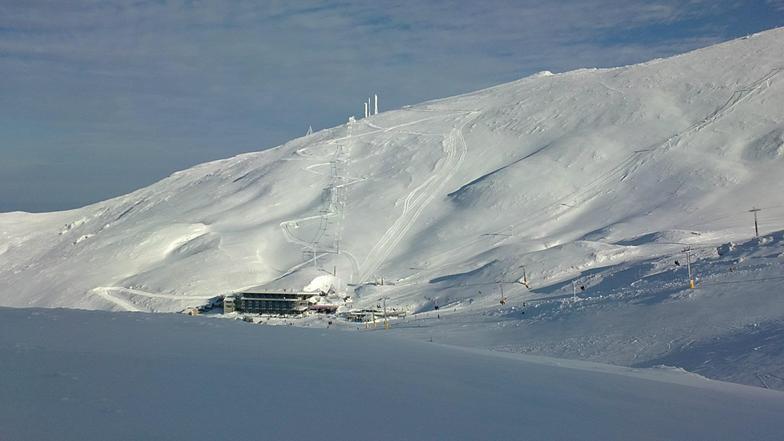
[1,27,784,387]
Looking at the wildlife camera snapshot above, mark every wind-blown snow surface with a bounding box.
[2,307,784,441]
[2,29,784,388]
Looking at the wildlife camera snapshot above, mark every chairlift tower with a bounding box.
[330,119,352,255]
[300,116,353,270]
[749,207,762,238]
[683,247,695,289]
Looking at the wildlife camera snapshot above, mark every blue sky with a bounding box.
[1,0,782,212]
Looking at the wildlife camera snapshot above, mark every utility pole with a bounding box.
[749,207,762,238]
[379,278,389,330]
[382,297,389,330]
[683,247,695,289]
[374,94,378,115]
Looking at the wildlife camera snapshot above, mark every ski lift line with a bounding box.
[641,241,735,248]
[681,222,784,236]
[698,274,784,288]
[522,273,784,306]
[281,116,357,274]
[408,222,776,291]
[445,280,530,289]
[683,206,784,228]
[435,239,743,291]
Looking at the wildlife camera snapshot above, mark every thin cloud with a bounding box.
[767,0,784,11]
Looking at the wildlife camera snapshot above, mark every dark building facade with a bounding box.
[225,290,317,315]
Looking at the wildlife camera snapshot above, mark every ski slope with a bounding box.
[381,230,784,390]
[2,307,784,441]
[1,27,784,390]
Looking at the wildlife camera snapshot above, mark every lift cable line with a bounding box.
[698,274,784,287]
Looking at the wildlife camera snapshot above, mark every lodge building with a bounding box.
[223,289,318,315]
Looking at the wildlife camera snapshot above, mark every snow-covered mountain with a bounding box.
[3,27,782,309]
[2,27,784,387]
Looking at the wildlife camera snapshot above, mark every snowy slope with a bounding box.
[1,28,784,388]
[382,230,784,389]
[2,307,784,441]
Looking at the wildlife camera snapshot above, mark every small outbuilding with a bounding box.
[183,307,200,316]
[309,304,339,314]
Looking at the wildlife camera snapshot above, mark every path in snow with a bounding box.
[413,67,784,277]
[279,111,475,286]
[89,287,143,312]
[89,287,216,312]
[357,111,478,284]
[279,118,364,282]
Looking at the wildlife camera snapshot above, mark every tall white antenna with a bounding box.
[374,94,378,115]
[364,102,368,118]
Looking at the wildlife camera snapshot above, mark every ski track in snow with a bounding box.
[357,111,477,283]
[89,287,216,312]
[412,67,784,276]
[277,110,475,285]
[90,287,143,312]
[279,124,358,278]
[96,286,215,300]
